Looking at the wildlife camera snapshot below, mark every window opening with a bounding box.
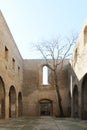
[12,58,15,70]
[74,48,77,64]
[18,66,20,75]
[84,26,87,45]
[5,46,8,60]
[43,66,48,85]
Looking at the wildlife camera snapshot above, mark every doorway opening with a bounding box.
[82,74,87,119]
[0,77,5,119]
[73,85,78,118]
[18,92,22,117]
[9,86,16,118]
[39,99,53,116]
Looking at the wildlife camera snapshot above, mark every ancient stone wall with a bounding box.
[0,11,71,119]
[0,11,23,119]
[70,18,87,119]
[22,59,70,117]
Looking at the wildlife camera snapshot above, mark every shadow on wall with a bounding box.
[70,64,87,119]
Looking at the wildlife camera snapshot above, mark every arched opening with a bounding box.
[42,66,48,85]
[84,26,87,45]
[0,77,5,119]
[39,99,53,116]
[18,92,22,117]
[73,85,78,118]
[68,91,71,117]
[9,86,16,118]
[82,74,87,119]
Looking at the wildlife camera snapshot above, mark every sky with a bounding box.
[0,0,87,59]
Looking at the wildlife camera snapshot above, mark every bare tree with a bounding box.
[35,34,77,117]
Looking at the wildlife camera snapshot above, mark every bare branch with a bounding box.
[34,33,78,117]
[35,33,77,70]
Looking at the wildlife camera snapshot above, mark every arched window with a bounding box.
[43,66,48,85]
[84,26,87,45]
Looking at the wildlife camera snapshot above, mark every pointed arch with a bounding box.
[18,92,22,117]
[42,66,48,85]
[68,91,71,117]
[73,85,79,118]
[82,74,87,119]
[9,86,16,118]
[0,77,5,119]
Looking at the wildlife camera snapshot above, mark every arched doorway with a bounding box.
[0,77,5,119]
[68,91,71,117]
[82,74,87,119]
[9,86,16,118]
[73,85,78,118]
[18,92,22,117]
[39,99,53,116]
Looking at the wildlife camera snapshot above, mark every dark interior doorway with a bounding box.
[82,74,87,119]
[9,86,16,118]
[18,92,22,117]
[73,85,78,118]
[0,77,5,119]
[39,99,53,116]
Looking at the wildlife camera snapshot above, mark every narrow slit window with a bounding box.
[12,58,15,70]
[74,48,78,66]
[5,46,8,60]
[43,66,48,85]
[18,66,20,75]
[84,26,87,45]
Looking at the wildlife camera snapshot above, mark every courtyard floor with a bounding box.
[0,116,87,130]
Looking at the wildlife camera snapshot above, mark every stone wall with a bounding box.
[70,18,87,119]
[0,11,23,119]
[22,59,70,117]
[0,11,71,119]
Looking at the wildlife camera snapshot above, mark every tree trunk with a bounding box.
[54,70,64,117]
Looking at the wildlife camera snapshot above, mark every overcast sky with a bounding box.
[0,0,87,59]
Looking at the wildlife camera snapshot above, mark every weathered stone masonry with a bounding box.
[0,11,23,119]
[22,59,70,117]
[0,11,71,119]
[70,18,87,119]
[1,11,87,119]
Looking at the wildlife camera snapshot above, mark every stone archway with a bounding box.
[18,92,22,117]
[73,85,78,118]
[82,74,87,119]
[68,91,71,117]
[39,99,53,116]
[9,86,16,118]
[0,77,5,119]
